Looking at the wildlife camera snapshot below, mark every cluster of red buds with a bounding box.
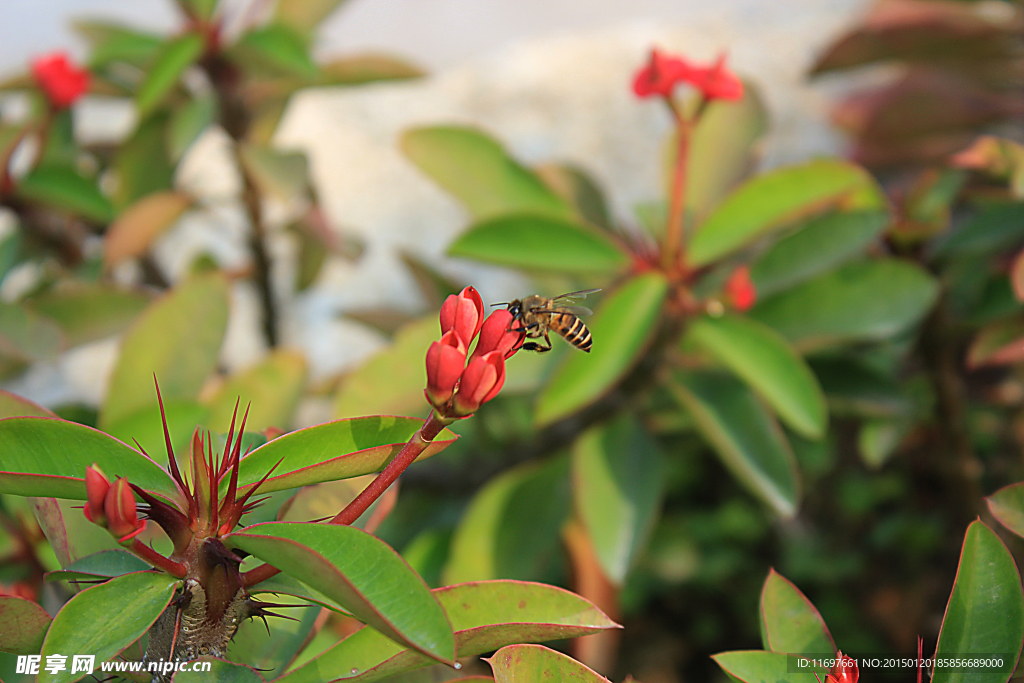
[83,465,147,545]
[425,286,523,419]
[31,52,90,109]
[632,50,744,102]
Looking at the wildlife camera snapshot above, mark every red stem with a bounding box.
[661,99,690,270]
[130,539,187,578]
[241,410,451,588]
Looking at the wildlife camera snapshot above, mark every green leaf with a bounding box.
[931,203,1024,260]
[39,110,76,168]
[102,400,209,468]
[335,317,438,419]
[104,192,191,268]
[101,272,229,429]
[987,483,1024,539]
[670,371,799,517]
[204,350,305,432]
[41,571,178,683]
[239,143,311,202]
[749,260,939,351]
[402,126,573,221]
[74,21,163,70]
[234,24,319,79]
[487,644,610,682]
[227,522,455,664]
[277,580,617,683]
[136,33,205,117]
[173,658,265,683]
[167,94,217,161]
[236,416,457,494]
[32,497,121,569]
[0,389,56,418]
[45,549,150,582]
[681,82,769,222]
[858,418,909,469]
[29,284,151,348]
[448,214,628,274]
[809,357,911,419]
[318,54,424,85]
[685,314,827,439]
[17,166,114,223]
[274,0,350,36]
[250,573,347,614]
[933,521,1023,683]
[181,0,219,21]
[0,303,64,362]
[227,603,320,679]
[714,650,819,683]
[115,111,176,207]
[535,273,668,426]
[0,596,50,654]
[536,164,613,230]
[688,159,884,267]
[750,210,890,298]
[444,457,570,585]
[759,568,835,655]
[0,418,178,501]
[572,414,663,584]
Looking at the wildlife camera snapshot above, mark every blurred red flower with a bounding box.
[31,52,90,108]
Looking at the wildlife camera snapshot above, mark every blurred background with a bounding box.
[2,0,1024,682]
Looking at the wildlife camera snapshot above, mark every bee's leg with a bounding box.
[524,331,553,353]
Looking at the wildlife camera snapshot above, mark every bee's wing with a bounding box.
[553,288,601,302]
[559,305,593,316]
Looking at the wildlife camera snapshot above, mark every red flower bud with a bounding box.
[440,286,485,347]
[425,330,467,409]
[472,309,523,360]
[105,478,145,543]
[689,54,743,102]
[31,52,90,109]
[453,350,506,416]
[824,652,858,683]
[632,49,692,98]
[725,266,757,311]
[83,464,111,526]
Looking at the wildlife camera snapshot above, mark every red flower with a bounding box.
[31,52,90,109]
[425,330,467,409]
[724,266,757,311]
[105,477,146,543]
[453,351,506,416]
[633,49,692,98]
[440,286,485,347]
[84,464,111,526]
[822,652,858,683]
[689,54,744,101]
[472,309,523,360]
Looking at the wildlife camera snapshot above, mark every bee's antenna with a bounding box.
[491,302,509,307]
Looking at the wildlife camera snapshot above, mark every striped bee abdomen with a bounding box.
[551,312,593,352]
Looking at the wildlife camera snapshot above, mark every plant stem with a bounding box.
[203,53,279,348]
[240,166,279,347]
[662,99,690,271]
[131,539,187,577]
[241,410,451,588]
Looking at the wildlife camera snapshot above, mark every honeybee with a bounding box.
[498,289,600,353]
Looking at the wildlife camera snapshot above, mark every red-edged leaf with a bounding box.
[235,416,457,494]
[760,568,835,655]
[0,596,50,654]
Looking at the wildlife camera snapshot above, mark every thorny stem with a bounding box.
[241,410,451,588]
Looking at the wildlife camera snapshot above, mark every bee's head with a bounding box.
[506,299,522,318]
